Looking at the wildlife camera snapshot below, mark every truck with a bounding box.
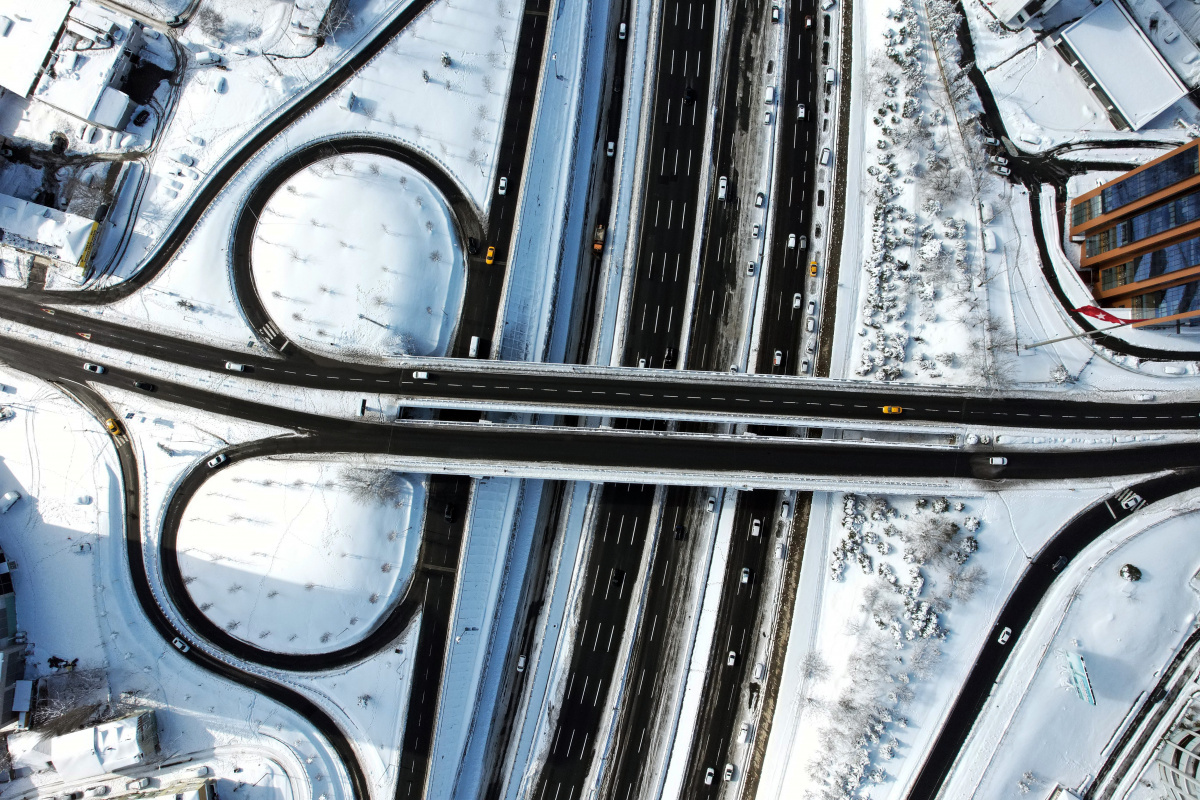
[593,224,606,252]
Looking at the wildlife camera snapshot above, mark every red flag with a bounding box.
[1072,305,1129,325]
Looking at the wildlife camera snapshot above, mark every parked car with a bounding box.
[989,155,1008,166]
[754,191,765,207]
[126,779,151,791]
[991,164,1011,176]
[983,135,1001,147]
[752,224,760,238]
[771,5,780,22]
[0,492,20,514]
[724,763,735,781]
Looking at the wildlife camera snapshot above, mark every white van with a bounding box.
[412,370,430,380]
[764,85,775,105]
[718,176,728,201]
[469,335,481,357]
[825,67,836,84]
[820,147,831,165]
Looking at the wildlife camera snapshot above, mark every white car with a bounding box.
[207,453,228,469]
[989,155,1008,166]
[705,768,715,785]
[83,362,106,374]
[988,456,1007,466]
[997,627,1012,645]
[707,497,716,512]
[787,233,796,249]
[764,110,772,125]
[0,491,20,514]
[773,350,782,366]
[224,361,246,372]
[607,141,615,157]
[793,293,802,309]
[991,165,1011,176]
[754,191,765,207]
[752,224,760,238]
[807,300,816,315]
[171,637,190,653]
[618,21,626,39]
[727,650,737,666]
[498,176,507,195]
[724,763,735,781]
[771,5,780,22]
[741,567,751,583]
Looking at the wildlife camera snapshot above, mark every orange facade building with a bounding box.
[1070,138,1200,323]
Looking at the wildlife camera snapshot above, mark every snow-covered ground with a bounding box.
[757,483,1124,800]
[177,457,425,655]
[101,387,419,800]
[939,489,1200,799]
[0,368,345,800]
[72,0,520,353]
[252,153,464,361]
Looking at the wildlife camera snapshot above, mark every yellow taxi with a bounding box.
[809,261,818,277]
[881,406,903,415]
[105,418,123,436]
[486,246,496,265]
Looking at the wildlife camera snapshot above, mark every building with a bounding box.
[982,0,1064,28]
[1054,0,1187,131]
[0,0,144,130]
[0,193,99,281]
[8,711,159,778]
[1069,138,1200,323]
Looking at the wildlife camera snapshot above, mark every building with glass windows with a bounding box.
[1070,139,1200,323]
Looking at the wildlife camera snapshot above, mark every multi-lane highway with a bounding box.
[623,0,716,368]
[758,1,823,376]
[533,484,655,799]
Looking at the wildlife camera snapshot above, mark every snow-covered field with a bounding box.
[0,368,342,800]
[940,490,1200,799]
[177,458,425,655]
[757,483,1121,800]
[253,153,464,360]
[73,0,520,353]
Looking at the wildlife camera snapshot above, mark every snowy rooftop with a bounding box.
[0,194,97,267]
[1060,0,1187,130]
[32,4,141,126]
[48,712,155,780]
[0,0,70,97]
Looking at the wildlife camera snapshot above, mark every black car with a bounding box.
[610,568,625,586]
[467,236,480,255]
[663,347,676,368]
[133,380,156,392]
[133,109,150,126]
[444,503,456,523]
[673,524,686,540]
[684,87,697,104]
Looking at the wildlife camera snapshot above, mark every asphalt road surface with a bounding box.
[533,484,655,799]
[758,0,823,376]
[622,0,716,368]
[685,490,779,795]
[3,305,1197,431]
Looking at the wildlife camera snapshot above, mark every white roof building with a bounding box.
[47,712,159,780]
[0,0,71,97]
[981,0,1064,28]
[1059,0,1187,130]
[0,193,98,271]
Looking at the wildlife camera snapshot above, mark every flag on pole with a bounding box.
[1072,305,1129,325]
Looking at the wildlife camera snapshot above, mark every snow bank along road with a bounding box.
[907,469,1200,800]
[3,303,1198,432]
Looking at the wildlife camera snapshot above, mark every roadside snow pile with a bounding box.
[807,493,988,798]
[851,0,1010,387]
[177,458,425,655]
[253,153,464,360]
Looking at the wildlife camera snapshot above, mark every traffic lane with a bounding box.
[759,0,819,375]
[907,469,1200,800]
[453,1,548,357]
[689,490,777,795]
[397,475,470,797]
[622,0,714,366]
[536,484,653,795]
[5,326,1200,430]
[6,345,1200,480]
[607,486,701,797]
